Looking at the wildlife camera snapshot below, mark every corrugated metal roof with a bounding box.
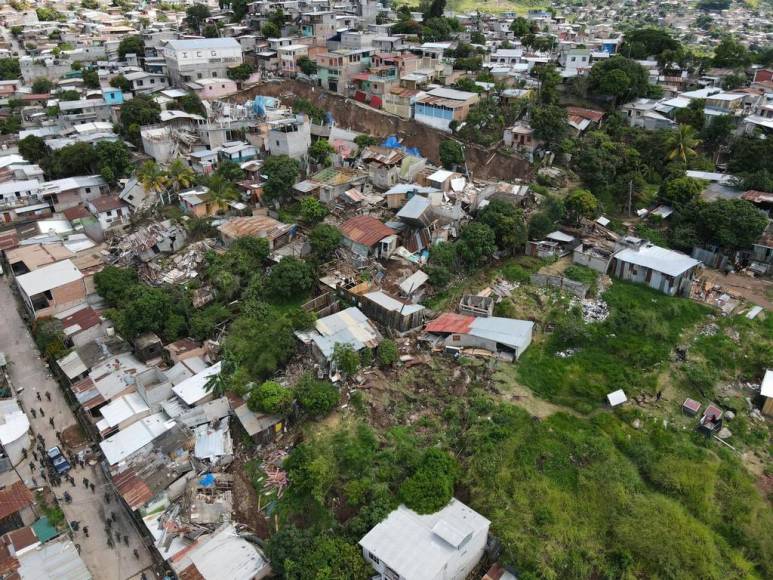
[340,216,395,247]
[425,313,474,334]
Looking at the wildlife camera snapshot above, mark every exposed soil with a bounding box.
[61,424,89,451]
[231,454,271,539]
[700,268,773,310]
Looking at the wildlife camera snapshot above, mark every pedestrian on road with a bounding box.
[114,530,121,543]
[90,483,95,493]
[75,543,80,554]
[82,477,89,487]
[30,408,36,418]
[123,535,128,546]
[31,476,37,486]
[133,549,139,559]
[83,526,88,537]
[107,537,113,548]
[45,391,51,401]
[39,408,44,417]
[36,392,41,401]
[111,511,116,522]
[21,448,27,459]
[48,417,54,428]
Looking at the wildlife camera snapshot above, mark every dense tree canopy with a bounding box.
[620,28,681,60]
[588,56,652,105]
[262,155,300,202]
[119,95,161,144]
[118,35,144,59]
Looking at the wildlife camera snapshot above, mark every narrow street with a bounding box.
[0,279,154,580]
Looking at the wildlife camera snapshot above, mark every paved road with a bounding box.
[0,279,155,580]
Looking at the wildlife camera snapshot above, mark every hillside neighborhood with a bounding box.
[0,0,771,579]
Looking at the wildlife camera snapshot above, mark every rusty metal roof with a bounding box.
[425,312,474,335]
[0,481,33,520]
[340,216,395,247]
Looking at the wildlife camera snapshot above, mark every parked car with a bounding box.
[47,446,71,475]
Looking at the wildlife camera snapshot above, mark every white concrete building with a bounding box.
[164,38,244,87]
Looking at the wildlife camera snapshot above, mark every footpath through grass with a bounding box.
[518,282,709,413]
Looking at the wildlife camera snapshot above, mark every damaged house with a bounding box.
[424,313,534,361]
[609,237,700,297]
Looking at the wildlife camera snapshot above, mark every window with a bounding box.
[197,72,203,79]
[211,51,217,56]
[384,567,399,580]
[85,187,91,193]
[365,551,379,564]
[196,51,202,57]
[182,52,188,58]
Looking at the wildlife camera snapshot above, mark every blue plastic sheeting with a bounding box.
[325,111,335,126]
[199,473,215,487]
[251,96,278,117]
[382,135,421,157]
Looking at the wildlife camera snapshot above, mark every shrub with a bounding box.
[247,380,294,414]
[295,374,339,416]
[377,339,398,366]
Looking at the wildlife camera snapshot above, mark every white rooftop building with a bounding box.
[359,498,490,580]
[99,412,176,466]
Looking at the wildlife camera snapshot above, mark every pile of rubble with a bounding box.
[142,239,216,285]
[581,298,609,323]
[259,450,288,499]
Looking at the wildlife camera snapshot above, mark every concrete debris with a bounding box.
[749,408,764,422]
[555,348,579,358]
[717,427,732,440]
[697,323,719,336]
[580,298,609,323]
[723,410,735,420]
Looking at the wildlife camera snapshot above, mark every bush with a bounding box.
[295,373,340,416]
[332,343,360,376]
[247,381,294,414]
[399,449,457,514]
[377,339,398,366]
[265,257,314,299]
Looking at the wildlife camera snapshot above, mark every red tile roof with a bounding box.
[0,482,33,520]
[339,215,395,247]
[425,312,474,334]
[59,306,101,334]
[565,106,604,123]
[5,527,37,551]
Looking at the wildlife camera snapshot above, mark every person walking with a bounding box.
[45,391,51,402]
[39,408,45,417]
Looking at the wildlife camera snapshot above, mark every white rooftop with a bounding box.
[99,412,175,466]
[0,399,30,446]
[614,244,700,277]
[761,369,773,398]
[172,361,222,406]
[16,259,83,297]
[99,392,150,429]
[359,499,490,580]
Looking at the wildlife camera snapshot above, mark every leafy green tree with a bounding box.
[94,266,139,304]
[185,3,211,31]
[81,68,100,89]
[536,64,561,105]
[0,58,21,81]
[262,155,300,202]
[528,211,555,240]
[727,137,773,174]
[354,134,377,151]
[698,0,730,9]
[214,159,245,182]
[119,94,161,144]
[137,160,168,200]
[439,139,464,170]
[478,199,528,255]
[109,74,130,92]
[31,78,54,93]
[36,7,64,21]
[118,35,144,59]
[224,309,298,380]
[226,63,254,82]
[309,223,341,259]
[457,222,496,266]
[531,104,569,149]
[470,30,485,45]
[297,56,317,76]
[203,23,219,38]
[332,343,360,376]
[422,17,452,42]
[620,28,681,60]
[190,303,230,340]
[509,16,531,37]
[247,381,294,414]
[309,139,335,167]
[44,142,96,178]
[295,373,340,416]
[179,93,206,116]
[261,22,280,38]
[690,199,768,250]
[57,89,81,101]
[18,135,48,163]
[266,257,314,299]
[166,159,196,193]
[399,449,457,514]
[713,36,750,68]
[564,189,599,224]
[377,339,398,367]
[300,196,328,225]
[674,99,705,131]
[660,176,703,207]
[205,174,239,211]
[94,140,132,183]
[588,56,651,105]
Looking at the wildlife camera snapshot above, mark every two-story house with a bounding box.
[164,38,244,87]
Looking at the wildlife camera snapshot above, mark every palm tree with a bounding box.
[137,160,170,204]
[205,174,239,213]
[166,159,195,196]
[667,124,701,165]
[204,350,237,398]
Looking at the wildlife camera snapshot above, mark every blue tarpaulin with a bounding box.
[199,473,215,487]
[382,135,421,157]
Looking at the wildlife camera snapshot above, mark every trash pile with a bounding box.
[555,348,579,358]
[697,322,719,336]
[141,239,216,285]
[581,298,609,323]
[260,450,288,499]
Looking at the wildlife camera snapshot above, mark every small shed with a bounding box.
[699,404,723,435]
[133,333,163,362]
[761,370,773,417]
[682,398,701,416]
[233,403,283,445]
[606,389,627,407]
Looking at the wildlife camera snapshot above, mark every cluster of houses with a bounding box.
[0,1,770,578]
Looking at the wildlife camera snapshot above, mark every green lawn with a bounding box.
[517,282,709,412]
